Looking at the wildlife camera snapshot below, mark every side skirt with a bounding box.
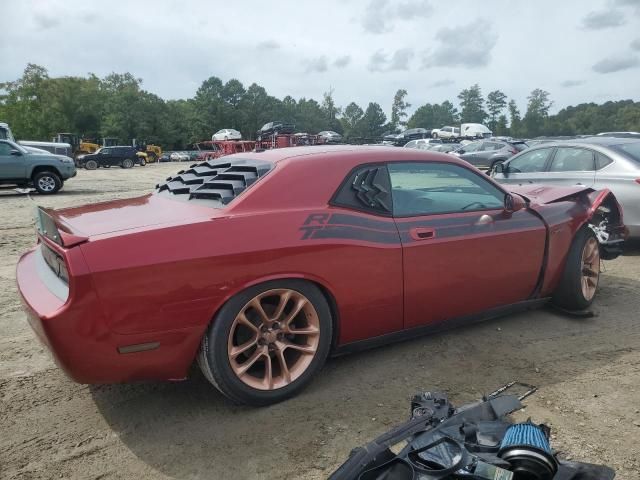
[331,298,550,357]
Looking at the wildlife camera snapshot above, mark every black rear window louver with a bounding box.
[156,159,272,206]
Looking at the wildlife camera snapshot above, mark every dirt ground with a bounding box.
[1,163,639,480]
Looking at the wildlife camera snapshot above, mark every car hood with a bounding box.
[508,184,593,204]
[44,193,218,240]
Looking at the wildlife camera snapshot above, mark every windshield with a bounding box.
[611,142,640,164]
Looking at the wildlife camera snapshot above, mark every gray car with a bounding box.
[452,139,529,169]
[0,139,76,194]
[492,137,640,237]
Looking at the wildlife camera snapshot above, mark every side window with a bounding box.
[332,164,392,215]
[596,152,613,169]
[549,148,595,172]
[482,142,502,151]
[405,140,417,148]
[0,142,13,156]
[507,148,553,173]
[461,142,482,153]
[388,162,505,217]
[102,148,112,155]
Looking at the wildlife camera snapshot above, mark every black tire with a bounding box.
[33,171,62,194]
[552,226,600,311]
[85,160,98,170]
[432,133,438,139]
[121,158,134,169]
[198,279,332,406]
[147,152,157,163]
[139,158,147,166]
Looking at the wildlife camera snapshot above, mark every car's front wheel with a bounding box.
[552,226,600,310]
[84,160,98,170]
[33,171,62,194]
[198,280,332,406]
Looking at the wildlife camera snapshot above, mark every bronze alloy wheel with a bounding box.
[227,289,320,390]
[581,237,600,301]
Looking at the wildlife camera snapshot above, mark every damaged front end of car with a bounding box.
[330,382,615,480]
[510,185,627,260]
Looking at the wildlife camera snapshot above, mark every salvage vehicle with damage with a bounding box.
[16,146,626,405]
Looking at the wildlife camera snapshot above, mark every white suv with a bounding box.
[433,126,460,140]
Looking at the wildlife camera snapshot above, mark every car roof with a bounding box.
[223,145,471,167]
[522,137,640,149]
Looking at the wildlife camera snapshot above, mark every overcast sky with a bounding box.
[2,0,640,117]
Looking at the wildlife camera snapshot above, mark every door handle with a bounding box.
[409,227,436,241]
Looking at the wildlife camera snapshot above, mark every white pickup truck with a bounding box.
[432,123,492,141]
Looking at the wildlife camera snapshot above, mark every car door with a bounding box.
[543,146,596,187]
[457,141,484,166]
[0,141,27,179]
[388,161,546,329]
[99,148,113,166]
[495,147,555,185]
[473,141,504,168]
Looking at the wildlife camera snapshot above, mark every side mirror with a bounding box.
[457,149,465,154]
[504,193,526,214]
[10,149,22,156]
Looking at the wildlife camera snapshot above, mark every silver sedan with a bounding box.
[492,137,640,237]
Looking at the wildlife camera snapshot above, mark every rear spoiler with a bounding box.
[35,207,88,248]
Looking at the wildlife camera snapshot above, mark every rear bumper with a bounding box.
[16,248,203,384]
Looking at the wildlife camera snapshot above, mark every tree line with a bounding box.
[1,64,639,149]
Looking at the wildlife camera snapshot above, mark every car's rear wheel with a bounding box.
[33,171,62,194]
[84,160,98,170]
[198,280,332,406]
[552,226,600,310]
[121,158,134,169]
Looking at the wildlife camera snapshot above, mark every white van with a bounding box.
[461,123,492,139]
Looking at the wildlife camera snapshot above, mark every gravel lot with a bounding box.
[1,163,639,479]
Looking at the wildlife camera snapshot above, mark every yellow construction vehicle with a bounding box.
[132,139,162,163]
[53,133,100,161]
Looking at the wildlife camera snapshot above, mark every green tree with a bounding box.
[407,101,459,129]
[341,102,364,138]
[523,89,553,137]
[390,89,410,130]
[321,87,343,133]
[508,100,522,137]
[457,84,487,123]
[357,102,387,138]
[495,114,509,136]
[486,90,507,132]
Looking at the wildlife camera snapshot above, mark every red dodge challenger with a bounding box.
[17,146,626,405]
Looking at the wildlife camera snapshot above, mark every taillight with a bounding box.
[510,148,518,154]
[635,179,640,185]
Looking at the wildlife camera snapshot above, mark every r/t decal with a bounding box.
[300,213,330,239]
